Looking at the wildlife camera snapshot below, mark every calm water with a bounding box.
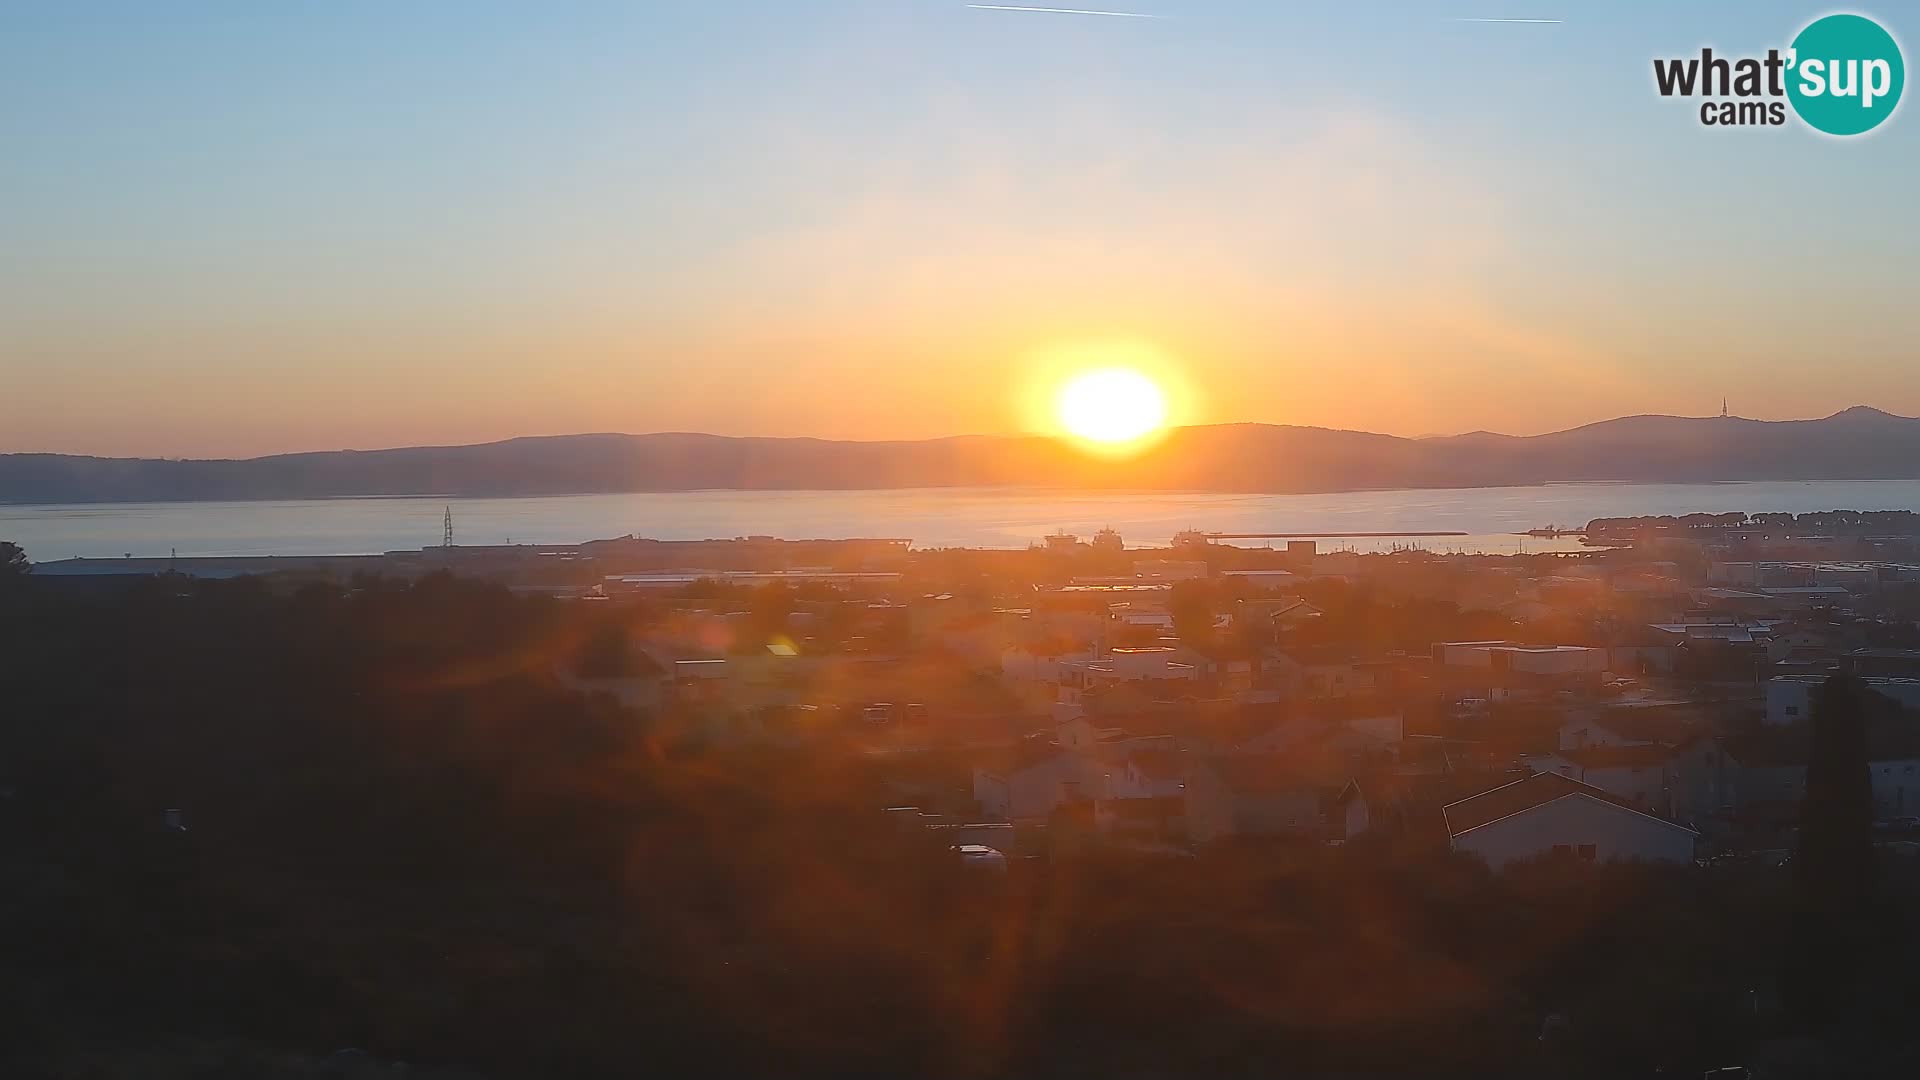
[7,480,1920,562]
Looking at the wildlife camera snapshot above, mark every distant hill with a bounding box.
[7,408,1920,503]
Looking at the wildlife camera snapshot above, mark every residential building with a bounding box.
[1871,758,1920,818]
[1765,673,1920,725]
[1443,772,1698,869]
[1092,795,1188,845]
[1134,560,1209,582]
[1718,737,1807,823]
[1556,700,1708,752]
[973,745,1103,823]
[1266,648,1381,699]
[1528,744,1679,813]
[1435,641,1609,676]
[1846,648,1920,679]
[1104,746,1189,800]
[1184,755,1338,844]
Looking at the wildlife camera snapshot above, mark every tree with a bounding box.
[1785,673,1878,1023]
[576,623,655,678]
[742,582,796,648]
[1168,580,1215,648]
[0,540,27,578]
[1798,675,1876,897]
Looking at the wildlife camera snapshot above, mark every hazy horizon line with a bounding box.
[3,405,1907,462]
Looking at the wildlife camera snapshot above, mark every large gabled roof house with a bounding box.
[1443,772,1697,869]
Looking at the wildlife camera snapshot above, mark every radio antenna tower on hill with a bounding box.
[443,506,454,547]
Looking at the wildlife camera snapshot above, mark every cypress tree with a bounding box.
[1785,673,1876,1023]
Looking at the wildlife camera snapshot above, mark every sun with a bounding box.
[1056,367,1169,446]
[1015,339,1195,454]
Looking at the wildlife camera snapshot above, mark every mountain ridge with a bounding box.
[7,408,1920,503]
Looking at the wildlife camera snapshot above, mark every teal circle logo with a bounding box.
[1786,13,1905,135]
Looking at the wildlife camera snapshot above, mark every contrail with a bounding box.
[1447,16,1564,23]
[966,4,1160,17]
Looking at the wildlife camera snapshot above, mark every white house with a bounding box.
[1443,773,1697,869]
[1110,607,1177,633]
[1557,715,1658,751]
[1184,755,1331,844]
[972,746,1102,823]
[1713,744,1920,822]
[1092,646,1200,682]
[1051,715,1119,752]
[1330,778,1374,842]
[1104,747,1189,800]
[1765,674,1920,725]
[1001,646,1096,684]
[1436,641,1608,676]
[1235,712,1401,757]
[1527,744,1678,813]
[1765,624,1841,664]
[1872,758,1920,818]
[1265,650,1375,699]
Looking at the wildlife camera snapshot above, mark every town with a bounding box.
[24,513,1920,867]
[5,512,1919,1077]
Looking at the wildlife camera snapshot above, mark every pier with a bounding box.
[1184,530,1471,541]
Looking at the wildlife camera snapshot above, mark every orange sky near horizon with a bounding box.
[9,279,1914,458]
[4,3,1917,460]
[8,308,1919,459]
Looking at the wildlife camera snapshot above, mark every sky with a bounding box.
[2,0,1916,458]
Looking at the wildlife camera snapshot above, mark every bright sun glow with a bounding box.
[1056,367,1169,445]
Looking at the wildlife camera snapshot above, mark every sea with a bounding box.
[7,480,1920,563]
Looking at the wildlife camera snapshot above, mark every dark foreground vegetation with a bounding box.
[2,563,1917,1078]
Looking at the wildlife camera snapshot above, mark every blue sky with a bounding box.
[2,1,1915,456]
